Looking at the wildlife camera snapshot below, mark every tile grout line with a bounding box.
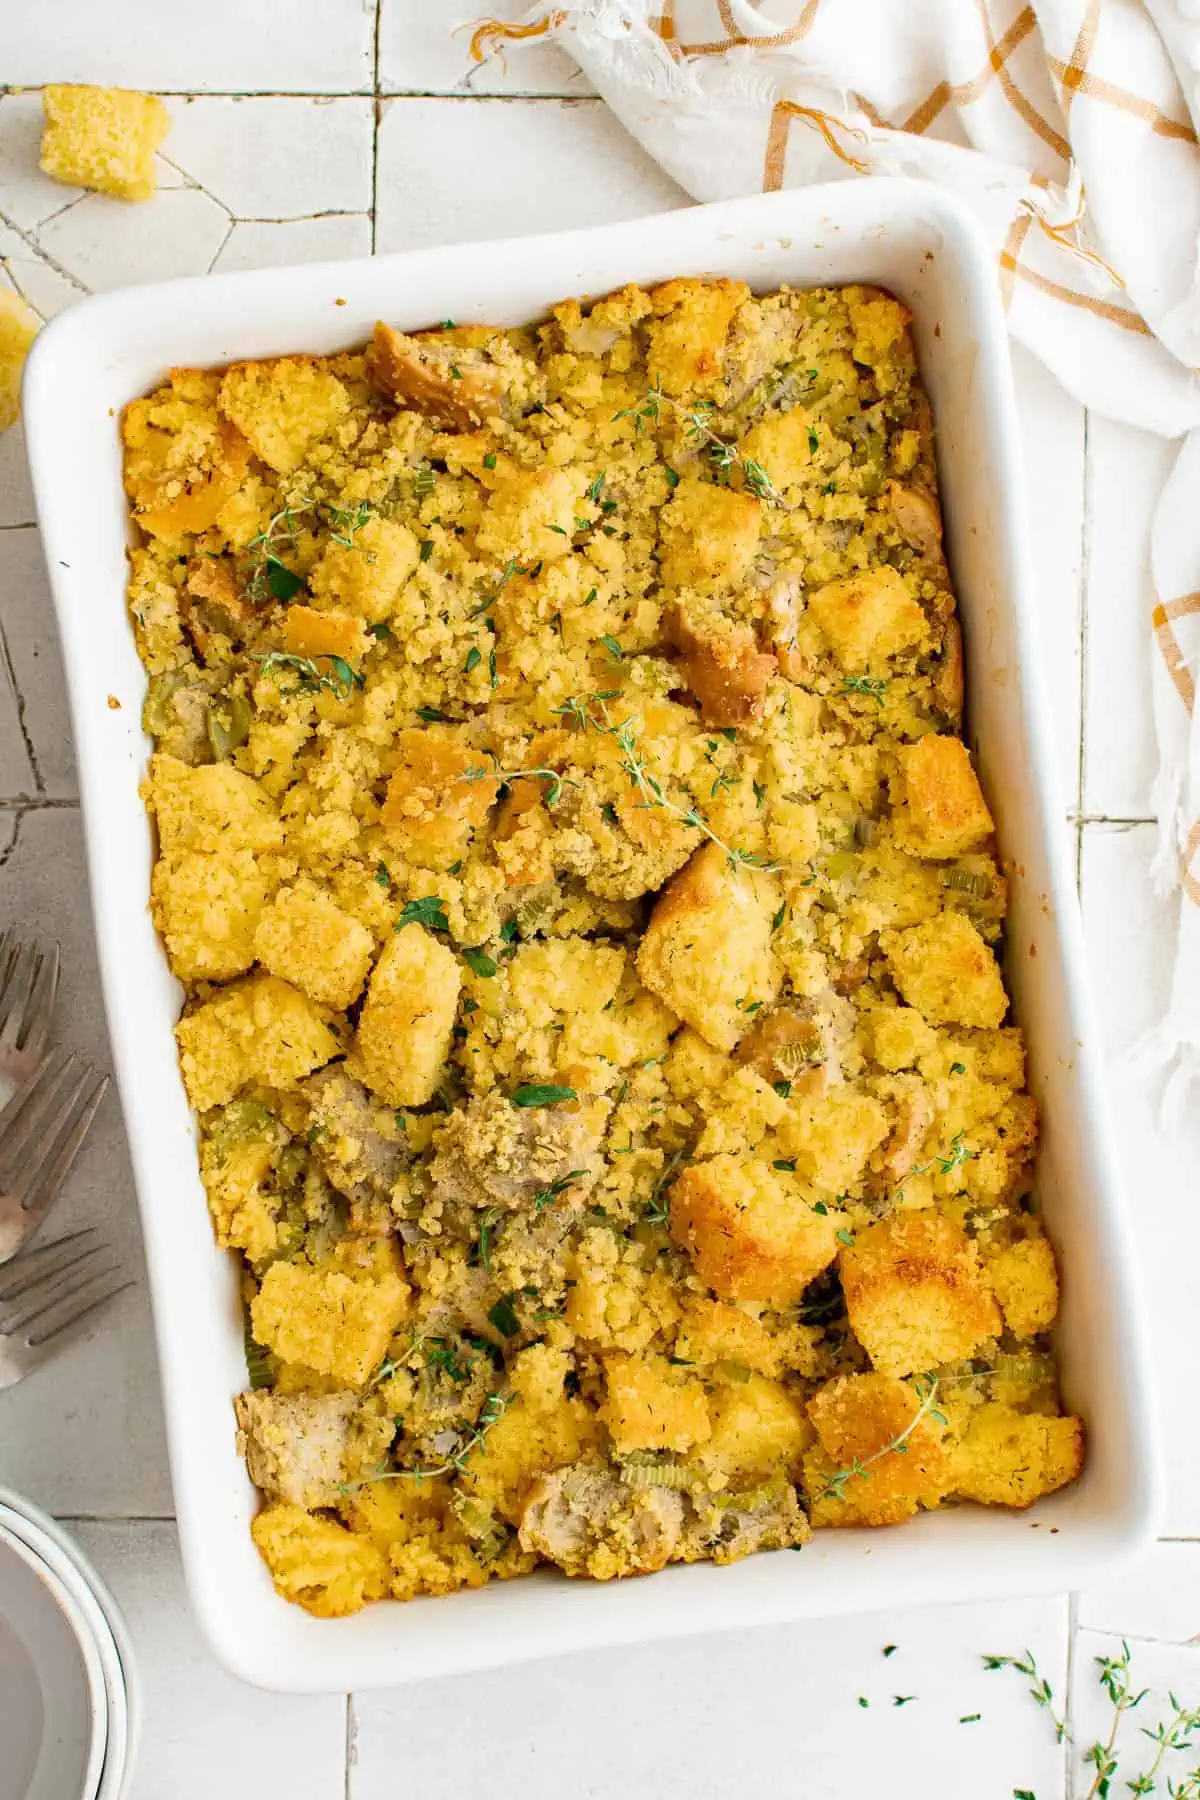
[345,1693,357,1800]
[1065,1589,1080,1800]
[370,0,382,255]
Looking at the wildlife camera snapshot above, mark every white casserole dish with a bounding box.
[22,180,1161,1692]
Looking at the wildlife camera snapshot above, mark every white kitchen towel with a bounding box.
[475,0,1200,1118]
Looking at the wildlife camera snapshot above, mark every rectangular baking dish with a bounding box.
[22,180,1160,1693]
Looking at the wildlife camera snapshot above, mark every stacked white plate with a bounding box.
[0,1487,138,1800]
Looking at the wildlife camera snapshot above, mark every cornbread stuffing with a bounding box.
[123,276,1082,1616]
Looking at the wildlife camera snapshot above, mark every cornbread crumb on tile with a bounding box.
[124,275,1080,1612]
[0,290,40,432]
[39,83,170,203]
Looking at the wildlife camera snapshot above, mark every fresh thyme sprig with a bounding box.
[463,759,571,807]
[815,1376,945,1504]
[614,379,795,511]
[254,650,363,699]
[245,502,313,603]
[644,1149,684,1225]
[983,1649,1069,1744]
[551,690,778,874]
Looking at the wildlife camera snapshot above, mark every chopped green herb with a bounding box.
[374,861,391,889]
[463,947,498,978]
[394,1112,407,1131]
[813,1200,828,1215]
[892,1696,916,1708]
[369,621,393,640]
[773,1159,796,1172]
[601,801,619,827]
[488,1295,520,1338]
[499,919,519,944]
[417,705,447,723]
[450,364,463,379]
[488,647,498,689]
[771,903,787,931]
[842,675,889,705]
[396,895,450,934]
[773,1080,791,1099]
[883,1645,898,1657]
[464,646,482,674]
[808,428,820,453]
[587,472,606,502]
[547,523,568,536]
[475,1206,501,1271]
[600,634,623,660]
[425,1338,471,1382]
[483,452,497,469]
[533,1170,586,1214]
[511,1083,577,1108]
[858,1697,870,1709]
[583,587,598,606]
[419,539,434,563]
[265,556,303,602]
[255,650,362,699]
[836,1228,854,1248]
[753,779,766,808]
[664,464,680,489]
[959,1714,981,1724]
[448,860,463,874]
[950,1061,967,1075]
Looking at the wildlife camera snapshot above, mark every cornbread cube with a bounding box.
[775,1088,891,1196]
[199,1132,279,1263]
[251,1248,409,1387]
[175,973,338,1112]
[658,475,762,591]
[152,847,271,983]
[253,883,374,1009]
[840,1210,1002,1378]
[696,1374,812,1483]
[218,357,350,476]
[646,276,747,396]
[40,84,170,203]
[280,604,367,667]
[807,566,929,670]
[352,923,460,1107]
[847,289,911,370]
[951,1403,1083,1508]
[882,911,1008,1029]
[667,602,774,726]
[460,1371,603,1523]
[123,375,250,539]
[601,1353,711,1454]
[476,465,583,563]
[381,730,498,865]
[894,734,994,858]
[739,407,816,493]
[674,1297,799,1379]
[147,754,281,858]
[636,844,781,1053]
[0,290,39,432]
[805,1372,952,1527]
[670,1153,842,1306]
[986,1231,1059,1338]
[309,516,419,624]
[868,1002,938,1071]
[251,1505,390,1617]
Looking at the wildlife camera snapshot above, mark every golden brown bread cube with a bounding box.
[670,1152,842,1307]
[806,566,930,671]
[840,1209,1002,1378]
[380,730,499,864]
[600,1352,711,1454]
[645,276,747,396]
[695,1374,813,1483]
[636,844,781,1053]
[123,376,251,539]
[657,475,763,591]
[985,1230,1060,1337]
[666,603,775,727]
[40,83,170,202]
[280,604,368,667]
[881,911,1008,1030]
[950,1403,1083,1508]
[251,1241,409,1387]
[174,974,338,1112]
[805,1371,952,1527]
[894,734,994,858]
[0,290,39,432]
[251,1505,390,1617]
[367,321,505,429]
[309,516,419,624]
[218,357,350,476]
[252,883,375,1010]
[351,922,460,1107]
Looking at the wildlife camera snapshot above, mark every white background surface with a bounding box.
[0,6,1197,1795]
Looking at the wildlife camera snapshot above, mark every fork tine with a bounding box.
[0,1051,77,1182]
[24,1278,132,1356]
[18,943,60,1063]
[16,1069,108,1239]
[0,943,39,1055]
[12,1256,122,1336]
[0,1229,101,1303]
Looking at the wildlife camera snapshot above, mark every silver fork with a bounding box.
[0,1050,110,1264]
[0,931,61,1109]
[0,1230,130,1390]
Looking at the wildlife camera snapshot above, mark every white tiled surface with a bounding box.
[1,11,1197,1797]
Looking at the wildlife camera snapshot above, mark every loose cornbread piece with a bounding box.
[40,84,170,202]
[0,290,39,432]
[125,275,1079,1614]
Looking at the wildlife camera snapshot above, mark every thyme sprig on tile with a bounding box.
[551,691,778,874]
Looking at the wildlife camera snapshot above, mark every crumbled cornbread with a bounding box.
[40,83,170,203]
[125,278,1080,1617]
[0,289,40,432]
